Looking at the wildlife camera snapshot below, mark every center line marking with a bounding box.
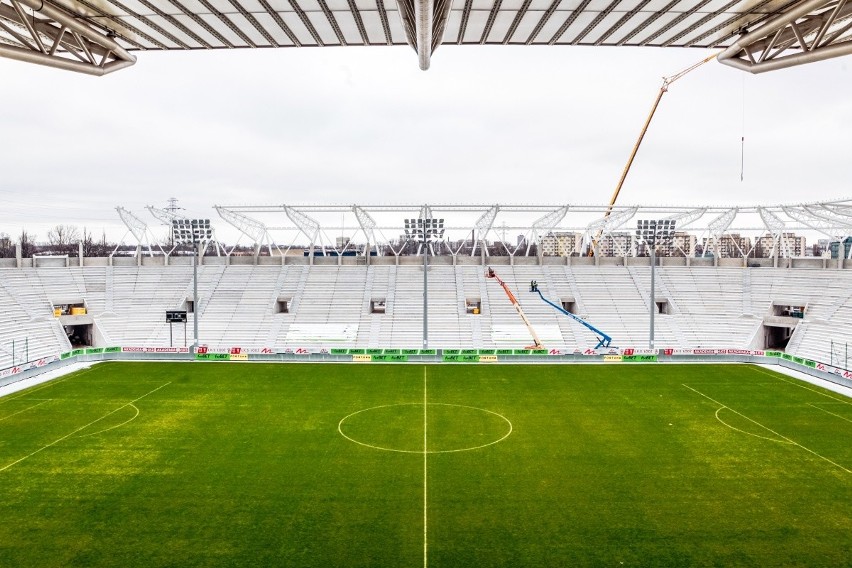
[423,366,428,568]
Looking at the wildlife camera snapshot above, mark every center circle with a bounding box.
[338,403,512,453]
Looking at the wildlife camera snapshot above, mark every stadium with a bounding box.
[2,1,852,567]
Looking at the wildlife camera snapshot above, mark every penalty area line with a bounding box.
[683,383,851,474]
[0,382,170,473]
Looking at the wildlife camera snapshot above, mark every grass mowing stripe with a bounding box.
[683,383,852,474]
[0,382,169,473]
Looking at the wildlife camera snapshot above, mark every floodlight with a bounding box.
[636,219,677,352]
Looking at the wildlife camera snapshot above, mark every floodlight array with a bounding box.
[636,219,677,245]
[404,218,445,241]
[172,219,213,245]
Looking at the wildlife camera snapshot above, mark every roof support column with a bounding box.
[415,0,432,70]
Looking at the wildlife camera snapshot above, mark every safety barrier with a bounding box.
[2,346,850,393]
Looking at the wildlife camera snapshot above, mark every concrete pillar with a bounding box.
[15,241,22,268]
[78,241,84,267]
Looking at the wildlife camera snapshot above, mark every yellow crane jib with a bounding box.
[588,53,717,256]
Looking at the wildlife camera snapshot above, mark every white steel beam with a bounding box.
[352,205,379,255]
[471,204,499,257]
[719,0,852,73]
[704,208,738,257]
[782,204,852,239]
[0,0,136,75]
[758,206,791,259]
[113,206,161,257]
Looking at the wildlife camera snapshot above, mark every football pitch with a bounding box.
[0,362,850,567]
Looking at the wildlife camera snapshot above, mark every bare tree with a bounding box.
[47,225,81,255]
[0,233,13,258]
[47,224,80,246]
[19,230,37,258]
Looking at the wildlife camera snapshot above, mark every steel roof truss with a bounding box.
[719,0,852,73]
[0,0,135,74]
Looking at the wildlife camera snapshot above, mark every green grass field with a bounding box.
[0,362,850,567]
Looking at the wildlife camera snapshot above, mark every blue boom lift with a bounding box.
[529,281,613,349]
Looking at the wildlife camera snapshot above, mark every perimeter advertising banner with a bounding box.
[202,347,276,354]
[122,347,190,353]
[815,362,852,379]
[0,355,58,379]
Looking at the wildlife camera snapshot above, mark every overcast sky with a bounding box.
[1,44,850,244]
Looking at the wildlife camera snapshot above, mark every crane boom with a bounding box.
[485,267,543,350]
[530,282,612,349]
[589,53,716,255]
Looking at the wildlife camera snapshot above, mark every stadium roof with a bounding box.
[113,199,852,259]
[1,0,851,74]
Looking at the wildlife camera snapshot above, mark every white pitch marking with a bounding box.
[713,407,792,444]
[750,366,852,405]
[337,403,513,453]
[807,403,852,424]
[683,384,851,474]
[0,382,170,473]
[0,400,51,422]
[76,403,140,438]
[423,366,428,568]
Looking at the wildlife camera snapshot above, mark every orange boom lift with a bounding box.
[485,267,543,350]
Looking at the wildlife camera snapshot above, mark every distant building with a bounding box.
[830,237,852,259]
[598,232,632,257]
[660,231,696,257]
[754,232,806,258]
[701,233,752,258]
[539,232,581,256]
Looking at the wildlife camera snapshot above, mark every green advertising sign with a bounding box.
[442,354,480,363]
[622,355,658,362]
[330,349,348,355]
[372,355,408,362]
[196,353,230,361]
[104,346,121,353]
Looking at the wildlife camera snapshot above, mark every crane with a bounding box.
[588,53,716,256]
[485,267,543,350]
[529,281,612,350]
